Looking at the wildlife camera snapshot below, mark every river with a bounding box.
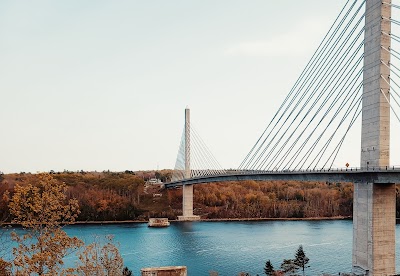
[68,220,352,275]
[4,220,400,275]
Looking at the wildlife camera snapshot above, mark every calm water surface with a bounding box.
[69,220,354,275]
[5,220,400,275]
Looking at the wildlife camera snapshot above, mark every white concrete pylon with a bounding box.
[353,1,395,275]
[179,107,200,221]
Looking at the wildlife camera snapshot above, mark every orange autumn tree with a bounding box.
[7,173,83,275]
[74,235,123,276]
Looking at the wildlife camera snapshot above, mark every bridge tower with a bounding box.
[178,108,200,221]
[353,0,395,275]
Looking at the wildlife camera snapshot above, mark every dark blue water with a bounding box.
[4,220,400,275]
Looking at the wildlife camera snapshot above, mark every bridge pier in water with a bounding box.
[178,184,200,221]
[353,0,395,275]
[178,107,200,221]
[353,183,395,275]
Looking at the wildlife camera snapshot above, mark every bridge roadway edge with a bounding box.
[164,171,400,188]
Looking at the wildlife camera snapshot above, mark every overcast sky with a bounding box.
[1,0,387,173]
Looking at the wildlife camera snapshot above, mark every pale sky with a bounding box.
[1,0,389,173]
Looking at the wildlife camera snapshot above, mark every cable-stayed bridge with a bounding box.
[166,1,400,275]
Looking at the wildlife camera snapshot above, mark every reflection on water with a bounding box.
[4,220,400,275]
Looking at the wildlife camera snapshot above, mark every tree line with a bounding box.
[1,170,400,221]
[190,180,354,219]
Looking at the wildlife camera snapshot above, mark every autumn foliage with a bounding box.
[74,236,123,276]
[7,174,82,275]
[0,173,130,275]
[191,180,354,219]
[2,170,400,222]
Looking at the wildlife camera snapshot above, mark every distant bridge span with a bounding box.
[165,168,400,188]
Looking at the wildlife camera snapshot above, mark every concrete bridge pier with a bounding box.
[178,184,200,221]
[178,108,200,221]
[353,182,395,275]
[353,0,395,275]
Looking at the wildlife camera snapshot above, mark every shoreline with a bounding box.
[70,216,353,225]
[1,216,359,226]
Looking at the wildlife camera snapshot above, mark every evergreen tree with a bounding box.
[294,245,309,275]
[264,259,274,275]
[280,259,297,275]
[123,266,133,276]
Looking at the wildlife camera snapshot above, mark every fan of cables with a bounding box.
[172,123,226,181]
[240,0,368,172]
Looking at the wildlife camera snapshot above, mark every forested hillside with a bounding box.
[1,171,399,221]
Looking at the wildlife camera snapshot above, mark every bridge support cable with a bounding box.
[378,18,400,147]
[263,43,365,171]
[172,128,187,181]
[239,0,366,172]
[265,55,363,171]
[244,1,366,171]
[323,101,363,169]
[386,77,400,106]
[309,98,362,171]
[281,73,364,171]
[238,0,362,170]
[386,75,400,112]
[381,87,400,123]
[383,2,400,10]
[290,90,362,170]
[258,33,365,170]
[284,80,362,170]
[293,85,363,170]
[384,47,400,62]
[244,1,366,169]
[191,127,225,177]
[384,17,400,27]
[380,74,400,123]
[172,119,225,182]
[305,82,363,170]
[250,7,363,170]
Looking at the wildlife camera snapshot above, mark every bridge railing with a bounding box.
[222,166,400,175]
[166,166,400,184]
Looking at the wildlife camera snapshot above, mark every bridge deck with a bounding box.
[165,168,400,188]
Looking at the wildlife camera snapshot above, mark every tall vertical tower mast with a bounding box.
[178,107,200,221]
[360,0,391,168]
[185,107,191,179]
[353,1,395,275]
